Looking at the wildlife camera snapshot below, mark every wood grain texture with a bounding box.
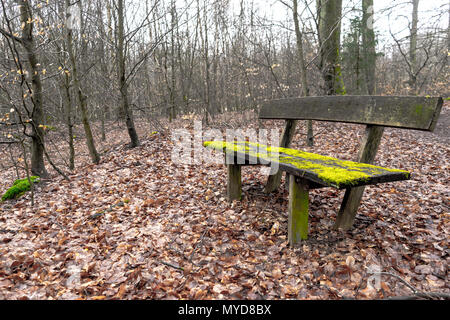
[288,176,309,246]
[259,96,443,131]
[227,164,242,201]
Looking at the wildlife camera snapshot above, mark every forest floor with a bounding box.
[0,104,448,300]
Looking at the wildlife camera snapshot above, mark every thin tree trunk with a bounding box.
[117,0,139,147]
[317,0,346,95]
[63,73,75,170]
[362,0,376,95]
[169,0,177,121]
[65,0,100,164]
[409,0,419,95]
[18,0,47,177]
[293,0,313,146]
[97,0,108,141]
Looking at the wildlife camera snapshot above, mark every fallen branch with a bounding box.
[373,271,450,300]
[376,271,419,293]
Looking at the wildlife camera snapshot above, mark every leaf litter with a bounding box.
[0,106,448,300]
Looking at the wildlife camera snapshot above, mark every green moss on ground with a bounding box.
[204,140,410,188]
[1,176,40,202]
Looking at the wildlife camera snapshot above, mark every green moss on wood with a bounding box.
[204,141,410,188]
[415,104,424,115]
[288,177,309,244]
[1,176,40,201]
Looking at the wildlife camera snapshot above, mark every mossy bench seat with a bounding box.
[202,95,443,247]
[204,140,411,245]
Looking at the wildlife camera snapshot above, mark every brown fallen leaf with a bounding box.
[270,222,280,235]
[116,283,127,299]
[272,268,282,279]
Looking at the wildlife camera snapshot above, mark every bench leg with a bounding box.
[288,175,309,246]
[333,186,364,231]
[334,125,385,231]
[227,164,242,201]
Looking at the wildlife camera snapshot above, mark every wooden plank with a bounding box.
[205,141,411,189]
[227,164,242,201]
[288,175,309,246]
[259,96,443,131]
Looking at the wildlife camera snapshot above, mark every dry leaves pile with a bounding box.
[0,106,448,300]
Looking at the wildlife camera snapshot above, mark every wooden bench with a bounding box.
[204,96,443,246]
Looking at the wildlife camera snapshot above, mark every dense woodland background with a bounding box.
[0,0,448,178]
[0,0,448,300]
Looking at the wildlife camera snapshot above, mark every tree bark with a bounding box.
[65,0,100,164]
[317,0,346,95]
[169,0,177,122]
[63,73,75,170]
[18,0,48,177]
[409,0,419,95]
[201,0,212,124]
[117,0,140,147]
[362,0,376,95]
[293,0,313,146]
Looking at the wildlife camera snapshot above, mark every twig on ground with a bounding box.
[158,260,184,271]
[373,271,450,300]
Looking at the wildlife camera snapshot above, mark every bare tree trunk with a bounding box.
[293,0,313,146]
[18,0,48,177]
[446,2,450,75]
[198,0,212,124]
[362,0,377,95]
[317,0,346,95]
[117,0,139,147]
[409,0,419,95]
[65,0,100,164]
[97,0,109,141]
[63,73,75,170]
[169,0,177,121]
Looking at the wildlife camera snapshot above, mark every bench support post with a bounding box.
[264,119,297,193]
[227,164,242,201]
[334,186,362,230]
[288,175,309,246]
[334,125,384,230]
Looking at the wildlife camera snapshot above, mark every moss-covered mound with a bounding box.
[1,176,40,202]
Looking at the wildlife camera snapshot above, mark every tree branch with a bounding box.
[0,27,24,44]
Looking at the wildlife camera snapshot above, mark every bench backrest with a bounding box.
[259,96,443,131]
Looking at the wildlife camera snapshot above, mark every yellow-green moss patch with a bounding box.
[204,141,410,188]
[1,176,40,202]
